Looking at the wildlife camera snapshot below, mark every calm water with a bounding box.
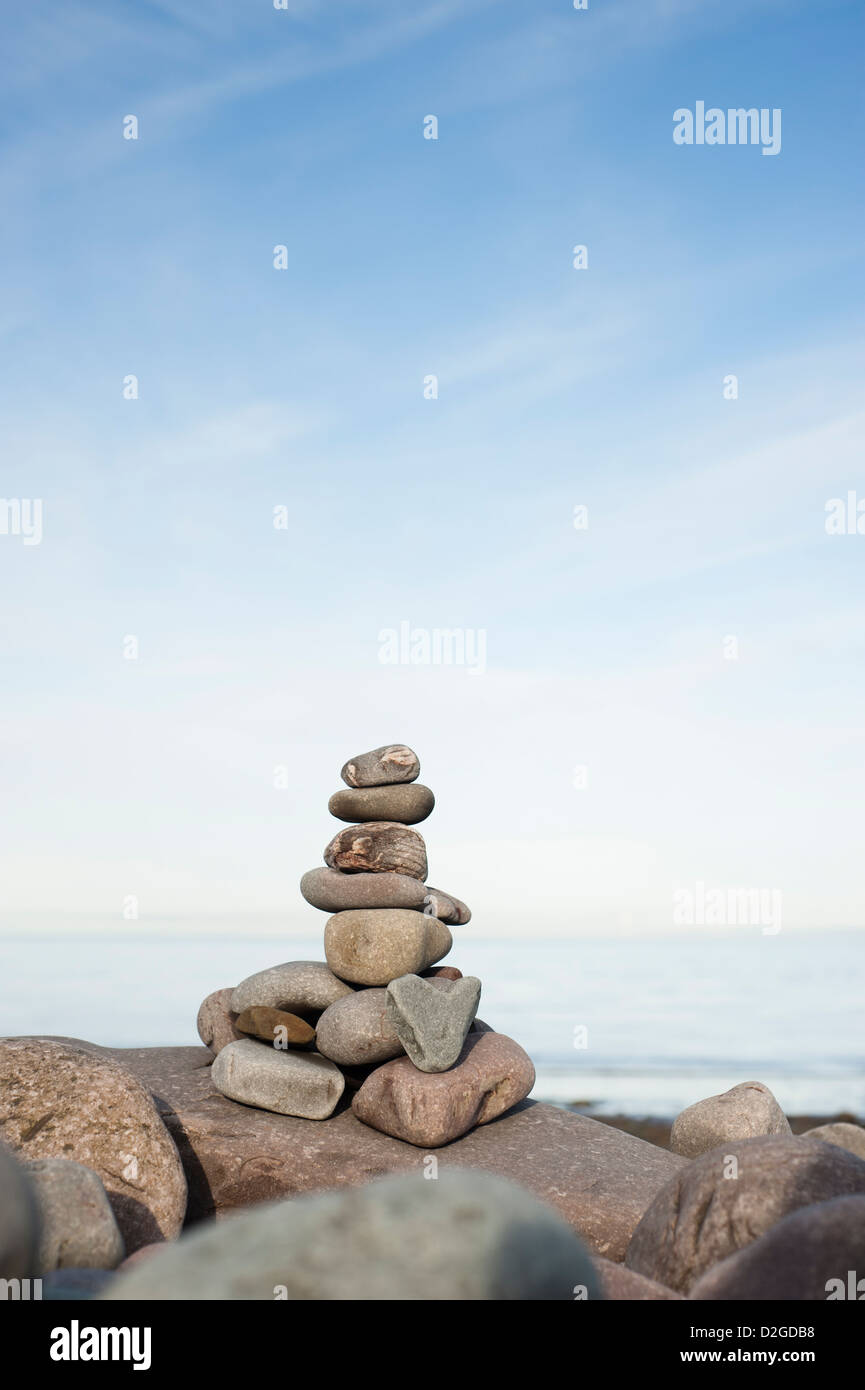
[1,929,862,1117]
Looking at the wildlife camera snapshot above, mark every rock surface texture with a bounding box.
[0,1037,187,1253]
[626,1135,865,1293]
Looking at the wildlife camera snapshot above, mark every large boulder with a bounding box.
[105,1170,599,1301]
[626,1135,865,1293]
[98,1044,685,1262]
[689,1194,865,1300]
[0,1038,187,1253]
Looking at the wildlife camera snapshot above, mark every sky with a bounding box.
[0,0,863,938]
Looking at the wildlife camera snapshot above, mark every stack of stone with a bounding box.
[198,743,534,1147]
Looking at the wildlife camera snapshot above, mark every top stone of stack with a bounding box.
[340,744,420,788]
[330,744,435,828]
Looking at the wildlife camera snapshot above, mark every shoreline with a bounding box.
[566,1109,864,1150]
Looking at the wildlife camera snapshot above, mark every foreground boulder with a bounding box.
[0,1038,187,1253]
[24,1158,124,1272]
[626,1135,865,1293]
[100,1044,685,1261]
[690,1194,865,1299]
[105,1170,599,1301]
[670,1081,791,1157]
[0,1141,39,1279]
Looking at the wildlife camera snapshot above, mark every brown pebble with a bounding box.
[234,1007,315,1048]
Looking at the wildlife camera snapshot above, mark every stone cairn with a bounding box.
[197,744,535,1147]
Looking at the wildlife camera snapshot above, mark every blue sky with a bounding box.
[1,0,863,935]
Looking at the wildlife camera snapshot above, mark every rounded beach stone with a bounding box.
[196,988,243,1055]
[625,1135,865,1294]
[103,1169,600,1301]
[0,1038,187,1254]
[315,989,404,1067]
[234,1007,315,1048]
[352,1030,535,1147]
[324,910,452,986]
[302,867,426,913]
[324,821,428,879]
[422,965,462,981]
[302,868,468,921]
[385,974,481,1073]
[231,961,352,1016]
[211,1039,344,1119]
[0,1140,39,1279]
[329,784,435,826]
[24,1158,125,1272]
[670,1080,790,1157]
[341,744,420,788]
[689,1194,865,1300]
[802,1122,865,1160]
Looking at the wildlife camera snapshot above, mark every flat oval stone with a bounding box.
[670,1081,791,1157]
[324,822,428,879]
[301,868,469,922]
[625,1135,865,1294]
[24,1157,125,1272]
[328,784,435,825]
[196,988,243,1055]
[302,867,427,913]
[423,965,462,981]
[324,910,452,986]
[0,1038,187,1253]
[341,744,420,788]
[315,990,404,1067]
[211,1040,344,1119]
[231,961,352,1016]
[352,1030,535,1147]
[386,974,481,1073]
[234,1007,315,1048]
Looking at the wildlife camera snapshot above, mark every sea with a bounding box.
[1,927,862,1118]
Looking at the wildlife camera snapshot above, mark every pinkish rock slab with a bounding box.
[70,1041,685,1261]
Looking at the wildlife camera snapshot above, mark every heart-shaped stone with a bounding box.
[385,974,481,1073]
